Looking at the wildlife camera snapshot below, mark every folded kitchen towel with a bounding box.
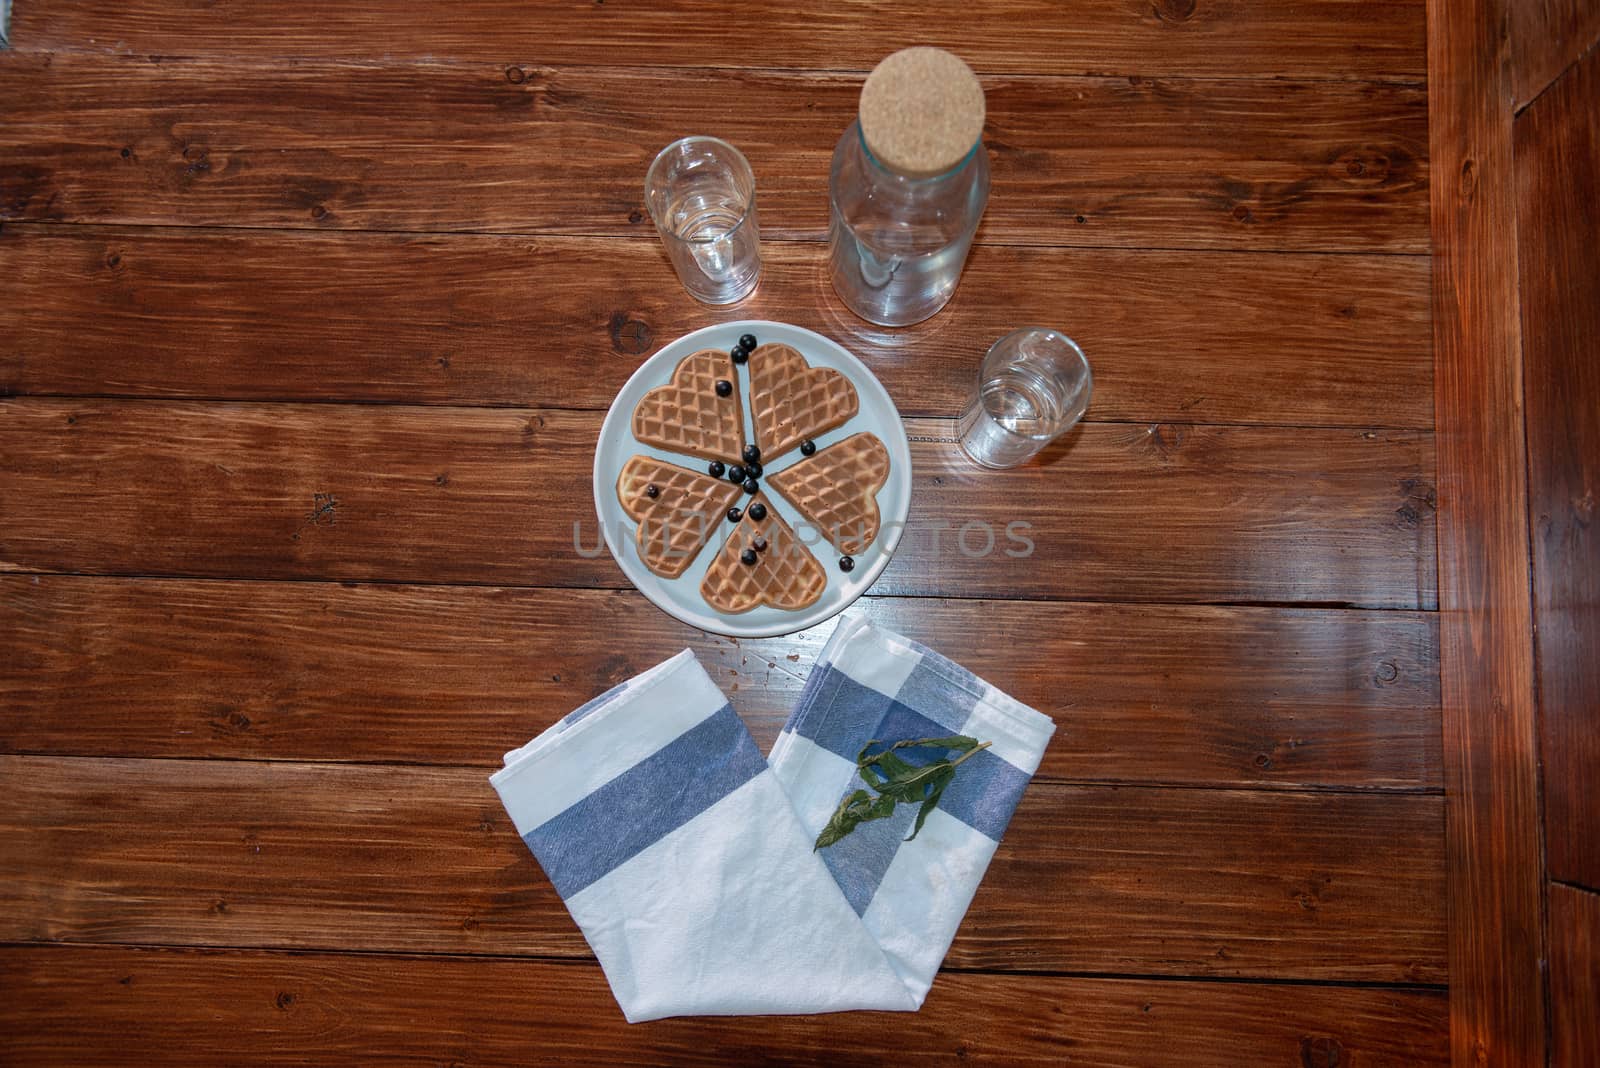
[768,611,1058,1001]
[489,612,1054,1022]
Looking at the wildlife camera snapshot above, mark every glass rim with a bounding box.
[644,135,757,246]
[984,327,1091,379]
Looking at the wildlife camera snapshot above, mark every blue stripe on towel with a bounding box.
[523,704,765,899]
[932,744,1031,842]
[895,657,983,728]
[820,796,919,916]
[786,669,893,756]
[791,670,970,759]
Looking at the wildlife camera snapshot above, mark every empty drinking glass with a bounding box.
[957,328,1092,468]
[644,136,761,304]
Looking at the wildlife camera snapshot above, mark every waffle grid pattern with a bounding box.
[701,493,828,613]
[766,432,891,556]
[631,349,746,463]
[618,456,743,579]
[748,343,860,459]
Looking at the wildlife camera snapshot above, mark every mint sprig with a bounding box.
[813,735,992,850]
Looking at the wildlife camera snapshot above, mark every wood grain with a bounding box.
[1549,882,1600,1068]
[0,224,1436,427]
[1516,43,1600,893]
[0,756,1447,982]
[7,0,1428,82]
[0,399,1438,608]
[0,575,1442,790]
[0,0,1451,1058]
[880,421,1435,608]
[0,945,1448,1068]
[1512,0,1600,109]
[0,54,1430,253]
[1428,0,1548,1062]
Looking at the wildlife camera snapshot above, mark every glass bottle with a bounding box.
[827,48,990,327]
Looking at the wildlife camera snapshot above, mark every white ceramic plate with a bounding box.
[593,320,913,638]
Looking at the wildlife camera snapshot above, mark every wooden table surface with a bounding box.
[0,3,1444,1064]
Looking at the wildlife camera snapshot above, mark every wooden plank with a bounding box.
[0,54,1431,253]
[1516,44,1600,892]
[0,224,1436,428]
[1427,0,1548,1062]
[0,575,1442,790]
[1512,0,1600,109]
[1549,882,1600,1068]
[0,756,1447,982]
[0,399,613,588]
[0,399,1438,608]
[881,421,1435,608]
[0,945,1449,1068]
[3,0,1429,82]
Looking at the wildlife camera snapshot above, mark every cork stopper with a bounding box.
[858,47,985,178]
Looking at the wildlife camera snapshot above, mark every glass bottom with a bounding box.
[956,396,1051,469]
[650,180,761,305]
[826,217,970,327]
[682,265,761,306]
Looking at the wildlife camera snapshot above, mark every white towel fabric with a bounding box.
[489,611,1055,1022]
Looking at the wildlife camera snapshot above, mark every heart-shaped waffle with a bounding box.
[617,456,744,579]
[747,343,859,459]
[631,349,746,463]
[765,432,890,556]
[701,493,827,613]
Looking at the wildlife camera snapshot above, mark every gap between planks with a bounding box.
[0,938,1449,991]
[0,393,1438,433]
[0,750,1442,795]
[0,566,1434,614]
[0,218,1437,259]
[0,46,1431,89]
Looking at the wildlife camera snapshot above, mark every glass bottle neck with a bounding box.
[856,121,980,183]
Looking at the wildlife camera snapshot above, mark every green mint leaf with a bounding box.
[867,792,899,821]
[814,789,872,850]
[859,749,919,788]
[814,735,992,851]
[870,755,961,802]
[813,787,901,851]
[885,735,982,755]
[906,777,952,842]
